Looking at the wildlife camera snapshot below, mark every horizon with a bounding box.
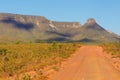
[0,0,120,35]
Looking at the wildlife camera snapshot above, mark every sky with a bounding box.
[0,0,120,34]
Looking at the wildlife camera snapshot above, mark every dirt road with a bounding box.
[50,46,120,80]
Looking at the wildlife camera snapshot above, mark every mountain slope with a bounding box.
[73,18,120,42]
[0,13,119,43]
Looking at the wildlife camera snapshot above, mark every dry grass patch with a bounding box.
[0,42,81,80]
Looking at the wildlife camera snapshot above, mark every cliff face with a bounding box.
[0,13,81,28]
[52,21,81,28]
[0,13,49,23]
[0,13,119,43]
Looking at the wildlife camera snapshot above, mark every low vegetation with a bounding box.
[101,42,120,58]
[0,42,81,80]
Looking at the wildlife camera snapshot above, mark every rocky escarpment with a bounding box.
[0,13,81,30]
[0,13,119,43]
[0,13,49,23]
[0,13,82,42]
[52,21,81,28]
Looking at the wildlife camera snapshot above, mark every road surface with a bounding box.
[50,46,120,80]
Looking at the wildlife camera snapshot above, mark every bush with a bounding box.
[22,74,31,80]
[0,48,8,56]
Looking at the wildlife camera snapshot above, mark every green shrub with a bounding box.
[22,74,31,80]
[0,48,8,56]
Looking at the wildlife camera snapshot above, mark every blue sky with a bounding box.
[0,0,120,34]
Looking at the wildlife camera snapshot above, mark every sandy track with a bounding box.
[50,46,120,80]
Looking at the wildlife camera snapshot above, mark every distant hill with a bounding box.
[0,13,119,43]
[74,18,120,42]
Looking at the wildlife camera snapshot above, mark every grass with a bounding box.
[101,42,120,58]
[0,42,81,80]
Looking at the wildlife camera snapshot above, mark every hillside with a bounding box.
[0,13,119,43]
[74,18,120,42]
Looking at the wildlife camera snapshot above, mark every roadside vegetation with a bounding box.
[0,42,81,80]
[101,42,120,58]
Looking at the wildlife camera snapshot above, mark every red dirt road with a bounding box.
[50,46,120,80]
